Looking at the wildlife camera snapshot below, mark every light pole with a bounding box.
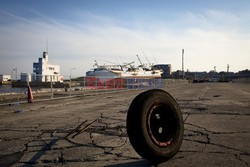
[70,68,76,97]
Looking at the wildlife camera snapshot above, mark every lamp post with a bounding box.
[70,68,76,97]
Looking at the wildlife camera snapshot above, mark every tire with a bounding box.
[126,89,184,162]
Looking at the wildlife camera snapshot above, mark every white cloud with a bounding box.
[0,9,249,76]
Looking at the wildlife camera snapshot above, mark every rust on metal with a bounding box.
[64,120,88,139]
[71,118,99,138]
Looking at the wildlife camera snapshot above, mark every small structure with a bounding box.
[33,52,63,82]
[0,74,11,82]
[153,64,172,78]
[20,73,32,82]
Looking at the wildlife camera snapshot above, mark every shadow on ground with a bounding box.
[104,159,152,167]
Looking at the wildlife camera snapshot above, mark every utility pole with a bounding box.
[182,49,184,79]
[69,68,76,97]
[226,64,230,82]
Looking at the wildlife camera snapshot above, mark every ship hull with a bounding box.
[86,70,161,79]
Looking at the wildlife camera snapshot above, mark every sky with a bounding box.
[0,0,250,77]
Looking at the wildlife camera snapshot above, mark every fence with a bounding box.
[1,74,188,105]
[3,72,250,105]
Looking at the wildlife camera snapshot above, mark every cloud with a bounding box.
[0,9,249,76]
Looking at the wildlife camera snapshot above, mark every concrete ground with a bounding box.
[0,83,249,167]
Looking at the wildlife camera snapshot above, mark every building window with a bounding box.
[48,67,55,70]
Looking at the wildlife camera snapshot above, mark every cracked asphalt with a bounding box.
[0,83,249,166]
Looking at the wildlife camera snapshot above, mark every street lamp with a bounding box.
[70,68,76,97]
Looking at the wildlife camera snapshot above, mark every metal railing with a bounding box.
[0,74,189,105]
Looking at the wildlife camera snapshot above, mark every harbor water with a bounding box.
[0,85,27,94]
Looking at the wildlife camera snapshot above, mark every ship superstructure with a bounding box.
[86,55,163,78]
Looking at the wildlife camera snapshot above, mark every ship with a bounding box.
[86,55,163,79]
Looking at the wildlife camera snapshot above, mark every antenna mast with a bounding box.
[46,38,48,53]
[153,55,158,64]
[119,56,124,64]
[114,56,119,64]
[142,51,151,65]
[136,55,143,66]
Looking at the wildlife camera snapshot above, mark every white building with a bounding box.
[33,52,63,82]
[0,74,11,82]
[20,73,31,82]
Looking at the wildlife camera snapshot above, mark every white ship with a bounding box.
[86,55,163,79]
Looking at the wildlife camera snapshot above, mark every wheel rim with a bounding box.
[147,104,177,147]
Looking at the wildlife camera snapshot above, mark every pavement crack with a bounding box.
[185,123,250,135]
[209,142,249,155]
[234,154,249,167]
[198,87,208,100]
[183,113,190,123]
[58,149,65,164]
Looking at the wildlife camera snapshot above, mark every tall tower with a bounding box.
[182,49,184,79]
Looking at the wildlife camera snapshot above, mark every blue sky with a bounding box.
[0,0,250,76]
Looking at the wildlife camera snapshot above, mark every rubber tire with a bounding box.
[126,89,184,163]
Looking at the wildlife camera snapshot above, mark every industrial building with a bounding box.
[20,73,32,82]
[153,64,172,78]
[0,74,11,83]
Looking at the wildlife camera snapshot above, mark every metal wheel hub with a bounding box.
[147,104,177,147]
